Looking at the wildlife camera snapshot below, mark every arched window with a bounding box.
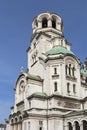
[19,116,22,122]
[68,122,72,130]
[67,83,70,93]
[11,119,14,124]
[52,18,56,29]
[54,82,57,92]
[65,65,68,75]
[42,18,47,28]
[69,64,71,76]
[54,68,57,74]
[39,121,43,130]
[19,80,25,100]
[28,122,30,130]
[19,81,25,94]
[72,67,75,77]
[83,120,87,130]
[73,84,76,94]
[75,121,80,130]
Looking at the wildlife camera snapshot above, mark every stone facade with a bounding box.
[7,12,87,130]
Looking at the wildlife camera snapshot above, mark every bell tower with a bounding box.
[32,12,63,36]
[27,12,71,73]
[8,12,87,130]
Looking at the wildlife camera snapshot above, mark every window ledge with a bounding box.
[66,75,77,81]
[52,74,59,78]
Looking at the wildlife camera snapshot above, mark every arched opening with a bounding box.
[52,18,56,29]
[54,82,57,92]
[54,67,57,74]
[42,18,48,28]
[69,64,71,76]
[83,120,87,130]
[67,82,70,94]
[11,119,14,124]
[15,117,18,123]
[72,67,75,77]
[65,65,68,75]
[68,122,72,130]
[75,121,80,130]
[73,84,76,94]
[19,116,22,122]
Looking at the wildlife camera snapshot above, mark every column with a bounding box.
[38,21,42,28]
[56,21,60,30]
[18,123,22,130]
[14,124,17,130]
[16,124,18,130]
[48,19,52,27]
[73,124,75,130]
[64,124,69,130]
[80,122,83,130]
[18,124,20,130]
[11,125,14,130]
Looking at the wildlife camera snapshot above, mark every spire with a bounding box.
[20,66,24,73]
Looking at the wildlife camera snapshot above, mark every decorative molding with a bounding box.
[66,75,77,82]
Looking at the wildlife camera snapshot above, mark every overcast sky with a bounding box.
[0,0,87,123]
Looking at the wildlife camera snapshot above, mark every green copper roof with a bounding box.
[81,69,87,76]
[33,92,47,97]
[46,46,74,56]
[27,73,43,81]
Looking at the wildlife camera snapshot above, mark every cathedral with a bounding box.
[7,12,87,130]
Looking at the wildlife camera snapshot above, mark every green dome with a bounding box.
[46,46,74,56]
[81,69,87,76]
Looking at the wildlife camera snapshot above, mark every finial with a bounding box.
[20,66,24,73]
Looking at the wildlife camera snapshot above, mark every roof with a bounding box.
[33,92,47,97]
[27,73,43,81]
[81,69,87,76]
[46,46,74,56]
[64,109,87,117]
